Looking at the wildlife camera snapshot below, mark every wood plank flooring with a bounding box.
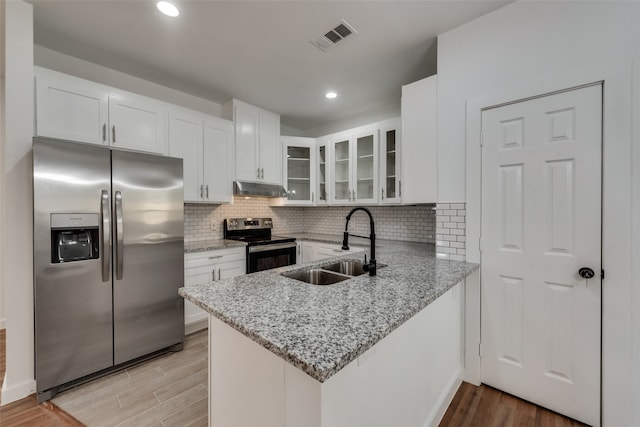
[52,329,208,427]
[2,328,589,427]
[1,329,84,426]
[439,381,589,427]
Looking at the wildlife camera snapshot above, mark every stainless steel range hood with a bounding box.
[233,181,287,198]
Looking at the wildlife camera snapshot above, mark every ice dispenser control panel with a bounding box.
[50,213,100,263]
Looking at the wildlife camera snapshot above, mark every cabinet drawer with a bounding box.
[185,247,246,268]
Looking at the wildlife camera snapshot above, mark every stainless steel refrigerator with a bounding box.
[33,137,184,402]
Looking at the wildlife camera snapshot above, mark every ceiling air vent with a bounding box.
[311,19,357,52]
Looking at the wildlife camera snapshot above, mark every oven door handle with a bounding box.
[248,242,297,253]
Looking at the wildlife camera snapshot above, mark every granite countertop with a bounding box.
[184,239,247,253]
[179,236,476,383]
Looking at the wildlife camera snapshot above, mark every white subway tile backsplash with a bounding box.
[436,202,466,261]
[184,199,436,245]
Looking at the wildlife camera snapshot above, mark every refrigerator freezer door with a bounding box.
[33,138,113,393]
[111,150,184,364]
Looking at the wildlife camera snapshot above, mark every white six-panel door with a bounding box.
[481,84,602,426]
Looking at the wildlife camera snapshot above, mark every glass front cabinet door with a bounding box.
[316,137,330,205]
[379,118,401,204]
[282,136,316,205]
[330,128,378,205]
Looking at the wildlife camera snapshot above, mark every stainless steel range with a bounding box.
[223,218,296,273]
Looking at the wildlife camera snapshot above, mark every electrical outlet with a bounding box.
[210,220,217,231]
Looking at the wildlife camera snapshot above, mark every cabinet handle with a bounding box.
[206,185,209,199]
[208,255,223,259]
[399,181,402,197]
[218,268,221,280]
[261,168,264,179]
[257,168,260,179]
[112,125,116,143]
[200,185,204,198]
[381,188,385,200]
[211,270,215,281]
[312,192,314,203]
[102,124,106,142]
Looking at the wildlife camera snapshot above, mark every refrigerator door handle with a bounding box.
[101,190,111,282]
[115,191,124,280]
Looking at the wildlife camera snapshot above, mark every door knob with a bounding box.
[578,267,595,279]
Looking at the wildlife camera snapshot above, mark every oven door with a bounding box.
[247,242,297,273]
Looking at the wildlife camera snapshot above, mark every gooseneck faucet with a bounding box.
[342,207,376,276]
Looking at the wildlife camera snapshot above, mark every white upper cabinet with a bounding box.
[108,92,168,155]
[379,118,402,204]
[169,108,233,203]
[282,136,316,205]
[223,99,282,185]
[35,67,109,146]
[35,67,168,155]
[203,116,234,203]
[259,109,282,184]
[401,74,437,203]
[331,127,379,205]
[169,109,203,202]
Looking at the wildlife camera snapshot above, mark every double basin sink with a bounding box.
[282,260,368,285]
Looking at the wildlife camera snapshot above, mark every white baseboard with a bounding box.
[1,378,36,406]
[423,368,463,427]
[185,318,208,335]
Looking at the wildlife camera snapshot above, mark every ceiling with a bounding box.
[28,0,510,131]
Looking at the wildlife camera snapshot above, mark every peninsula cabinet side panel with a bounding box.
[207,282,463,427]
[209,317,285,427]
[320,283,463,427]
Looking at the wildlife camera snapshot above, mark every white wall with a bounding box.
[302,100,400,138]
[438,2,640,426]
[1,0,35,404]
[0,76,5,330]
[34,45,223,118]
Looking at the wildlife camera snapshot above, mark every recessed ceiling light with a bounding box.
[326,91,337,99]
[157,1,179,17]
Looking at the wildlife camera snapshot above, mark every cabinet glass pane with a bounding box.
[385,130,396,199]
[334,140,350,200]
[356,135,374,199]
[318,146,326,201]
[287,146,310,201]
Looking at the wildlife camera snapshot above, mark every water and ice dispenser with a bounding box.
[50,213,100,263]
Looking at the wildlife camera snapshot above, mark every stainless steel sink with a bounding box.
[282,269,350,285]
[322,260,366,276]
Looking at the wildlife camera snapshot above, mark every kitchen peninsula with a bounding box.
[180,237,478,427]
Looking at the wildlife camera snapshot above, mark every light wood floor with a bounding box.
[1,328,589,427]
[52,329,208,427]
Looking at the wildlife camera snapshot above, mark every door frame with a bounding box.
[463,61,633,426]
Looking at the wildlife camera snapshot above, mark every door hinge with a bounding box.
[480,132,484,147]
[601,269,605,280]
[479,342,483,357]
[478,237,483,252]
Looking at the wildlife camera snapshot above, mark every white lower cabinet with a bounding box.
[301,241,366,263]
[184,247,245,332]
